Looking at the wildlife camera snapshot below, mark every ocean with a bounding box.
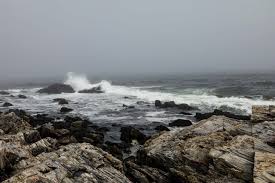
[1,72,275,127]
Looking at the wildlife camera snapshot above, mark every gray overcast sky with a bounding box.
[0,0,275,79]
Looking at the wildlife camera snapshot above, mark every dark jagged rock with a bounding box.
[64,115,83,123]
[78,86,103,93]
[155,125,170,132]
[195,109,251,121]
[123,157,169,183]
[18,94,27,99]
[169,119,192,127]
[122,104,135,109]
[155,100,162,107]
[29,113,54,127]
[53,98,69,105]
[2,102,13,107]
[104,141,125,160]
[60,107,73,113]
[120,126,147,145]
[23,130,41,144]
[0,91,9,95]
[37,83,75,94]
[154,100,196,111]
[0,112,31,134]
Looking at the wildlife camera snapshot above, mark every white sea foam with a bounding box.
[63,72,275,113]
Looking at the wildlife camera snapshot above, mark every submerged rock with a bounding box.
[154,100,196,111]
[53,98,69,105]
[2,102,13,107]
[37,83,75,94]
[18,94,27,99]
[79,86,103,93]
[0,91,9,95]
[169,119,192,127]
[60,107,73,113]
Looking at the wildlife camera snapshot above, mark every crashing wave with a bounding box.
[63,72,275,114]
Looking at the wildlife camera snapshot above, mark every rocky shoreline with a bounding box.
[0,84,274,182]
[0,104,274,182]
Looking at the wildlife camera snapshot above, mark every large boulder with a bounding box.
[37,83,75,94]
[155,100,197,111]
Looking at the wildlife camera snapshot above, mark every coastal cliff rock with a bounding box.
[37,83,75,94]
[137,115,275,182]
[3,143,131,183]
[0,112,131,183]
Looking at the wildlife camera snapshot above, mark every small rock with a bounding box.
[60,107,73,113]
[155,125,170,131]
[179,111,192,115]
[120,126,147,145]
[155,100,162,107]
[2,102,13,107]
[169,119,192,127]
[18,94,27,99]
[53,98,69,105]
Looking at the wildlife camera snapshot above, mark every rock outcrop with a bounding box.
[0,112,131,183]
[137,115,275,182]
[155,100,196,111]
[37,83,75,94]
[252,105,275,122]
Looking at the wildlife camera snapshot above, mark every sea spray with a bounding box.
[64,72,93,91]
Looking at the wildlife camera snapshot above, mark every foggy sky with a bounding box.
[0,0,275,80]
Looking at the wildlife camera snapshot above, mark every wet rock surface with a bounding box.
[195,109,251,121]
[169,119,192,127]
[79,86,104,93]
[37,83,75,94]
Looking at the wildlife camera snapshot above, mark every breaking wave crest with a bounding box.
[63,72,275,113]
